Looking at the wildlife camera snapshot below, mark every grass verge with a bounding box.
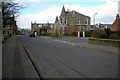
[89,38,120,48]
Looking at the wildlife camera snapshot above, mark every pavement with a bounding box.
[39,36,119,55]
[2,35,39,79]
[0,41,2,80]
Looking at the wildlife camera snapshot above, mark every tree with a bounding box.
[2,0,24,28]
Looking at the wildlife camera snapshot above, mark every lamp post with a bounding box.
[94,13,97,30]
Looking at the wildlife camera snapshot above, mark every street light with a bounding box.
[94,13,97,30]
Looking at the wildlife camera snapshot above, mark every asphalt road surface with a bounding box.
[19,35,118,78]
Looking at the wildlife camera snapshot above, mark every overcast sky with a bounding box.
[15,0,119,29]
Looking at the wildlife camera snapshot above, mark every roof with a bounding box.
[60,6,90,18]
[99,24,112,27]
[55,16,59,23]
[110,14,120,31]
[60,5,66,17]
[32,23,54,25]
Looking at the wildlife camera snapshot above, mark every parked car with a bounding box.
[29,33,35,37]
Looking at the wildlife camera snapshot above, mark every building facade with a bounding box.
[54,6,91,35]
[3,15,18,35]
[31,6,91,36]
[31,22,54,35]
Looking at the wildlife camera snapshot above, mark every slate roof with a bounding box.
[60,6,90,18]
[55,16,59,23]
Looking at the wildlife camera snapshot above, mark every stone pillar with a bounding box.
[78,31,80,37]
[83,31,85,37]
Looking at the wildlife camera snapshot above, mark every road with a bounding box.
[19,35,118,78]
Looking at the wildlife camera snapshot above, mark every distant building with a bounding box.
[31,22,54,35]
[110,14,120,31]
[3,15,18,34]
[31,5,91,36]
[90,23,112,30]
[54,5,91,35]
[99,23,112,29]
[54,16,60,35]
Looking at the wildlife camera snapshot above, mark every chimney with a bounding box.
[116,14,120,20]
[73,10,75,14]
[72,10,75,17]
[67,9,70,12]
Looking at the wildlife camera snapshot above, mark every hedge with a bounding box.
[91,30,107,38]
[80,31,92,37]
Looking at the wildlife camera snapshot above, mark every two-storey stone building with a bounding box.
[54,6,91,35]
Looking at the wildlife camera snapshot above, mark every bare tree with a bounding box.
[2,0,24,28]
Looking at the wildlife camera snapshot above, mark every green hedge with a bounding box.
[80,31,92,37]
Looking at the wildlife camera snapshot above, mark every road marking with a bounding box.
[54,39,76,46]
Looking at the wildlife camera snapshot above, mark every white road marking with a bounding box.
[54,39,75,46]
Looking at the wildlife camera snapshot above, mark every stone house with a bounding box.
[31,22,39,33]
[31,22,54,35]
[54,6,91,35]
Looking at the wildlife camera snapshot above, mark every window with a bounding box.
[61,18,62,23]
[85,21,87,24]
[77,19,80,24]
[65,18,67,24]
[64,27,67,32]
[81,27,84,30]
[85,19,89,24]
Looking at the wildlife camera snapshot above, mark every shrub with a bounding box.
[111,31,120,35]
[104,28,111,37]
[85,31,92,37]
[109,33,120,39]
[91,30,107,38]
[72,31,78,36]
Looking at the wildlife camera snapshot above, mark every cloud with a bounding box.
[16,1,118,29]
[17,5,62,29]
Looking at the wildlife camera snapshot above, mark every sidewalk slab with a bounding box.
[2,35,39,78]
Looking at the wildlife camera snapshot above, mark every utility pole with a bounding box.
[94,13,97,30]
